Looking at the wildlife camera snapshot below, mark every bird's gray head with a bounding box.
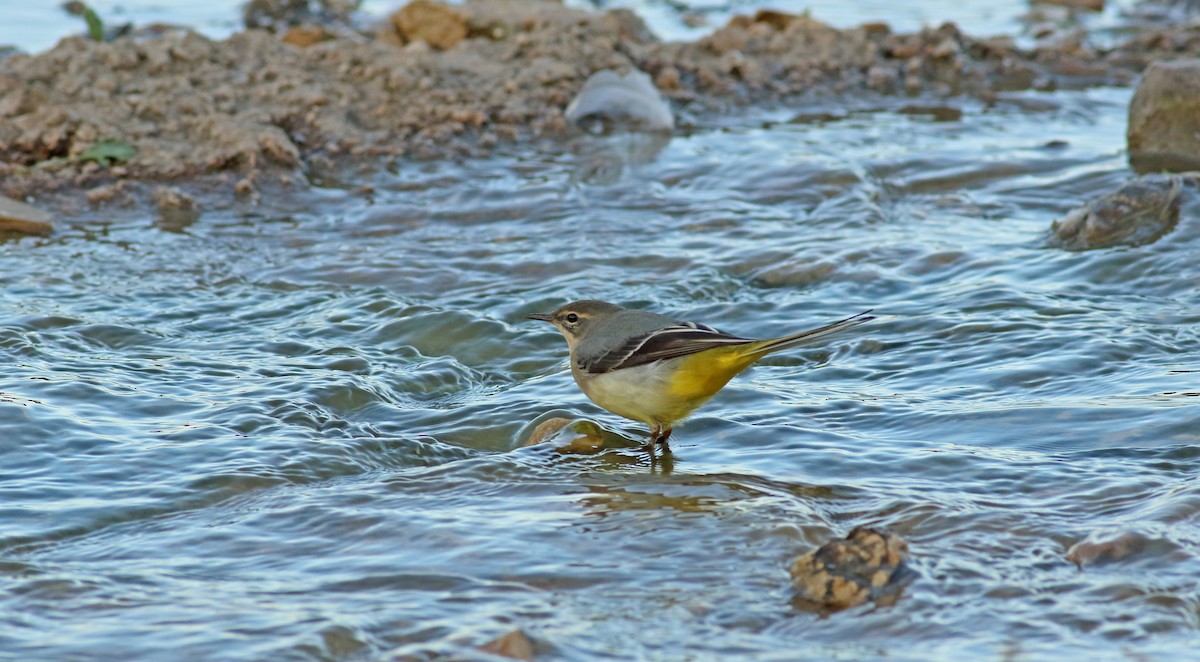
[525,299,624,349]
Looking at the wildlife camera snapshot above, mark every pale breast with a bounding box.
[571,359,710,427]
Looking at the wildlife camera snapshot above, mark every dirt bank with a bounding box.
[3,0,1200,209]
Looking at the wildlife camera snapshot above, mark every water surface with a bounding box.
[2,82,1199,659]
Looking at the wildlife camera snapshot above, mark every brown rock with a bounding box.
[1128,59,1200,173]
[790,527,914,613]
[85,183,130,206]
[151,186,201,231]
[391,0,468,51]
[282,25,334,48]
[1051,175,1185,250]
[1033,0,1104,11]
[521,417,611,454]
[479,628,534,660]
[0,195,54,234]
[655,66,681,91]
[753,9,797,32]
[524,417,572,446]
[151,186,197,212]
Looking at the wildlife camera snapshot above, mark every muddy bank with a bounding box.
[4,0,1200,208]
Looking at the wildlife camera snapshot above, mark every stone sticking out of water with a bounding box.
[1051,174,1186,250]
[151,186,202,232]
[0,195,54,234]
[1128,59,1200,173]
[521,417,610,454]
[565,69,674,134]
[479,628,535,660]
[790,527,915,613]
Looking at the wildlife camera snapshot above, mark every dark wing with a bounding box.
[577,321,754,374]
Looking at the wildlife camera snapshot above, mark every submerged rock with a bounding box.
[1066,532,1150,569]
[1128,59,1200,173]
[0,195,54,234]
[565,69,674,133]
[789,527,915,613]
[1050,175,1185,250]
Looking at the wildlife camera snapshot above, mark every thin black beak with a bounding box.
[525,312,553,322]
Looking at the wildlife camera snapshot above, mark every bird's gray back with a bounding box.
[576,308,679,362]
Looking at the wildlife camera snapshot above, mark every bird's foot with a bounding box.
[657,428,673,454]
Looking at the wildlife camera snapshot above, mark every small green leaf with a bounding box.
[78,139,135,166]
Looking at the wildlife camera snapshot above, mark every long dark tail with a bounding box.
[741,310,876,358]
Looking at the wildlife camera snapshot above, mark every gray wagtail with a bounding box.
[526,300,875,454]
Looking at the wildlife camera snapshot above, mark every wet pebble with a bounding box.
[565,69,674,134]
[520,417,610,454]
[789,527,915,613]
[152,186,202,232]
[0,195,54,235]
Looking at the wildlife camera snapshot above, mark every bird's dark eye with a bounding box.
[565,313,579,324]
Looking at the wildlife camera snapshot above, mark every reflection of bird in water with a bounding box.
[526,300,874,457]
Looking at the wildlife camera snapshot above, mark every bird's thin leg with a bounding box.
[645,424,660,460]
[658,427,673,454]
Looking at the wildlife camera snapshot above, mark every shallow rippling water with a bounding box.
[3,86,1199,660]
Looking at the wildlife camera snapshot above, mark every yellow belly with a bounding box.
[572,348,757,427]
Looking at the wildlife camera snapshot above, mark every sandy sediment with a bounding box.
[3,0,1200,208]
